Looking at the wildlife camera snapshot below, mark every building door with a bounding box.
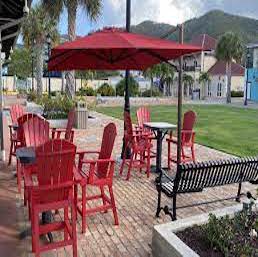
[208,82,212,97]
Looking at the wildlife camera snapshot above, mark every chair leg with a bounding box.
[126,151,135,181]
[119,151,126,176]
[71,202,78,257]
[32,208,40,257]
[191,145,196,162]
[8,140,13,166]
[81,185,86,234]
[17,160,22,193]
[146,147,151,178]
[64,207,69,241]
[100,186,107,213]
[108,185,119,225]
[167,141,171,170]
[74,184,78,221]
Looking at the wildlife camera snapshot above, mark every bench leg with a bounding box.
[172,194,177,221]
[236,182,242,202]
[155,179,162,217]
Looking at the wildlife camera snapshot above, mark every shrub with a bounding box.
[27,90,37,102]
[97,83,115,96]
[36,94,75,119]
[231,91,244,97]
[142,88,162,97]
[77,86,96,96]
[116,76,139,97]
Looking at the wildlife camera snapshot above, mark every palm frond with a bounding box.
[79,0,103,21]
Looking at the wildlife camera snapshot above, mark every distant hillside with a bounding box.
[132,10,258,44]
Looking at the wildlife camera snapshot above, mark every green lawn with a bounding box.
[96,104,258,157]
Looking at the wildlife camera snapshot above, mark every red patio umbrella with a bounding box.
[48,28,201,71]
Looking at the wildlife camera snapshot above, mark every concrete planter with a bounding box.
[47,119,67,129]
[152,204,245,257]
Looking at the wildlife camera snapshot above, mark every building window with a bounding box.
[208,82,212,97]
[217,83,222,97]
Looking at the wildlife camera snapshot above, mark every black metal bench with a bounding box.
[155,157,258,221]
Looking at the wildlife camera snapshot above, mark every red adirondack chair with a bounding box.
[136,106,151,132]
[119,111,152,180]
[8,105,26,165]
[52,108,75,142]
[18,115,50,196]
[10,104,25,124]
[167,110,197,168]
[74,123,118,233]
[24,139,77,257]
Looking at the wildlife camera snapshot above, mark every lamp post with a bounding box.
[31,39,35,91]
[244,51,251,106]
[47,34,51,97]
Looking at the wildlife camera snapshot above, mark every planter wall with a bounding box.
[48,119,67,129]
[152,204,246,257]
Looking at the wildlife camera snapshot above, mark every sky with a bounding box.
[33,0,258,36]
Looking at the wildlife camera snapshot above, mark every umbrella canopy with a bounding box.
[48,28,202,71]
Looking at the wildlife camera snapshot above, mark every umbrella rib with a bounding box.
[142,49,179,71]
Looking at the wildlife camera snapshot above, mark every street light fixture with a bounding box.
[244,50,251,106]
[47,34,51,97]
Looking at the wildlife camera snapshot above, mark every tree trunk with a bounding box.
[226,61,232,104]
[65,1,77,99]
[34,43,43,96]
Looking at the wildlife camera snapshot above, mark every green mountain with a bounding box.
[132,10,258,44]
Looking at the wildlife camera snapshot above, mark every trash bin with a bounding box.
[192,89,200,100]
[75,101,88,129]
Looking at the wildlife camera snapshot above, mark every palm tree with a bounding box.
[42,0,103,98]
[216,32,243,103]
[22,4,59,96]
[199,72,211,99]
[143,66,157,97]
[183,74,194,98]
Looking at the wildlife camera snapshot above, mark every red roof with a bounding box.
[190,34,217,51]
[208,61,245,76]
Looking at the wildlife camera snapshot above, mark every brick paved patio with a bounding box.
[5,111,257,257]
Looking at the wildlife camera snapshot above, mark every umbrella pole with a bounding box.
[121,0,131,159]
[177,24,184,168]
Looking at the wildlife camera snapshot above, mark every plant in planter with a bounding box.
[177,196,258,257]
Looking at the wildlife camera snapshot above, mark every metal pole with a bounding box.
[121,0,131,159]
[48,40,51,97]
[31,48,34,91]
[244,51,250,106]
[124,0,131,112]
[0,31,5,160]
[177,24,184,167]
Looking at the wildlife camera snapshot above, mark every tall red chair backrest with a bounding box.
[10,104,25,124]
[23,116,50,147]
[35,139,76,203]
[97,123,117,178]
[137,107,151,128]
[17,113,39,145]
[182,111,197,143]
[124,111,134,143]
[65,108,75,141]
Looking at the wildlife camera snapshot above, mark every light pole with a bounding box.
[47,34,51,97]
[31,39,35,91]
[244,50,251,106]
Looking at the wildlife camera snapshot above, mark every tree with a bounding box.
[183,74,194,98]
[8,48,32,80]
[43,0,103,98]
[97,83,115,96]
[216,32,244,103]
[144,63,175,96]
[143,67,156,97]
[116,77,139,97]
[199,72,211,99]
[22,4,59,96]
